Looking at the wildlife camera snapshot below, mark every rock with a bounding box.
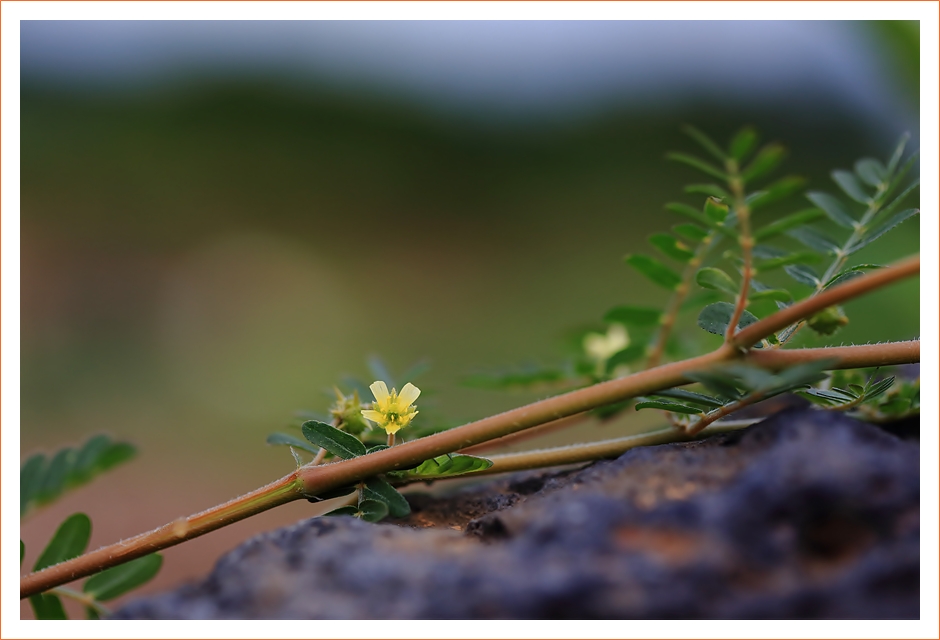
[115,408,919,619]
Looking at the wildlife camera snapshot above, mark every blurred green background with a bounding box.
[19,20,919,608]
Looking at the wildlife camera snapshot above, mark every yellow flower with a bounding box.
[361,380,420,435]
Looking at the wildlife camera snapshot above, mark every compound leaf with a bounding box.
[666,152,729,181]
[783,264,820,287]
[854,157,886,187]
[847,209,918,255]
[753,208,824,241]
[741,143,785,183]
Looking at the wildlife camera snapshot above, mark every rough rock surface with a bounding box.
[116,409,919,619]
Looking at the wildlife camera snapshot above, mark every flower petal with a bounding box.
[369,380,390,403]
[361,410,384,424]
[398,383,421,407]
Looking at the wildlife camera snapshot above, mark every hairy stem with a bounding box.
[685,392,767,436]
[647,231,718,368]
[721,156,754,343]
[21,257,918,599]
[733,254,919,349]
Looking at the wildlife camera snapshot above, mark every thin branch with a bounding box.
[49,586,113,618]
[647,231,717,368]
[685,392,766,436]
[458,412,588,454]
[746,340,920,371]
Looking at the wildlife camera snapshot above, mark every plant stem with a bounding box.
[725,163,754,343]
[453,420,758,477]
[20,256,918,599]
[459,412,588,454]
[387,433,396,447]
[647,231,718,368]
[685,392,767,436]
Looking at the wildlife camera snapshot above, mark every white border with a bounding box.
[3,3,937,639]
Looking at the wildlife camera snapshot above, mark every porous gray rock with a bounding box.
[115,408,919,619]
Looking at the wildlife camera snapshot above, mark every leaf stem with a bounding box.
[49,586,113,618]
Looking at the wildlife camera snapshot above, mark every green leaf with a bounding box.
[21,540,25,564]
[749,288,792,303]
[848,209,918,255]
[745,177,803,212]
[665,203,736,238]
[35,447,75,505]
[696,302,759,337]
[741,143,785,183]
[704,197,729,223]
[865,377,896,402]
[806,192,857,229]
[672,223,709,242]
[682,124,728,162]
[85,607,101,620]
[605,344,648,373]
[684,370,743,401]
[754,250,822,272]
[695,267,737,294]
[800,387,857,405]
[666,152,729,181]
[729,126,758,162]
[21,454,45,515]
[624,254,682,290]
[832,169,872,204]
[357,499,389,523]
[35,513,92,571]
[753,208,824,240]
[301,421,366,460]
[879,177,920,219]
[363,477,411,518]
[30,593,67,620]
[783,264,820,287]
[885,132,910,176]
[634,399,703,414]
[323,505,359,517]
[94,442,136,472]
[769,361,833,392]
[604,305,661,327]
[854,157,887,187]
[648,233,694,262]
[366,444,390,454]
[83,553,163,601]
[823,270,866,290]
[463,366,565,390]
[683,183,729,199]
[391,453,493,479]
[266,433,320,455]
[653,388,725,408]
[823,264,882,290]
[787,226,840,254]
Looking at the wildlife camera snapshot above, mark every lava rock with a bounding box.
[115,408,919,619]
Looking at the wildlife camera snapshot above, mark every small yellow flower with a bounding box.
[361,380,420,435]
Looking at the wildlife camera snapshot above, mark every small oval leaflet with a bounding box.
[301,420,366,460]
